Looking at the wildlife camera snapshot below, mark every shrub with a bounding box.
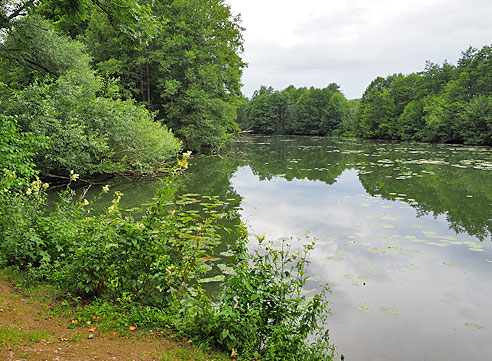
[195,237,335,361]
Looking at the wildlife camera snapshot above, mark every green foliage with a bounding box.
[6,74,181,175]
[0,15,96,90]
[0,0,155,40]
[195,237,334,361]
[242,45,492,146]
[0,177,50,267]
[241,84,347,137]
[458,95,492,144]
[358,78,397,139]
[356,45,492,145]
[0,115,50,191]
[1,17,181,176]
[245,86,285,134]
[80,0,246,151]
[397,99,425,140]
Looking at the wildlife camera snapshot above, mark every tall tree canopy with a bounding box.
[239,84,349,136]
[81,0,246,150]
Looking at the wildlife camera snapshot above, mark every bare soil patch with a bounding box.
[0,276,223,361]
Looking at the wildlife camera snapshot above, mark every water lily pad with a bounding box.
[404,249,421,254]
[335,251,348,255]
[358,275,370,280]
[466,242,484,248]
[352,281,365,286]
[442,262,459,267]
[327,256,344,261]
[468,248,484,252]
[380,307,400,316]
[300,288,316,295]
[200,275,225,283]
[364,265,381,271]
[200,264,213,272]
[357,305,374,312]
[448,241,465,245]
[343,274,355,279]
[486,259,492,264]
[465,322,485,330]
[376,223,394,229]
[220,250,235,257]
[217,263,234,275]
[406,264,420,270]
[423,231,437,238]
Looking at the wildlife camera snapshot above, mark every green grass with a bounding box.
[0,326,48,348]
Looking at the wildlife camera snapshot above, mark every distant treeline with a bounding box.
[238,45,492,145]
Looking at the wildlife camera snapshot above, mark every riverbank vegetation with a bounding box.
[0,150,335,360]
[239,45,492,146]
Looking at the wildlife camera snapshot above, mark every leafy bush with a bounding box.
[195,237,334,361]
[0,115,50,191]
[6,73,181,175]
[1,16,181,176]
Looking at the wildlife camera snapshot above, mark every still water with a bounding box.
[87,136,492,361]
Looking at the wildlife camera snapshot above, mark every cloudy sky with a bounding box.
[227,0,492,99]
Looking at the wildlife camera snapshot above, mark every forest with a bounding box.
[239,46,492,146]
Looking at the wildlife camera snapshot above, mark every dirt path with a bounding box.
[0,276,223,361]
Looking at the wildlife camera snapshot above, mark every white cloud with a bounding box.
[227,0,492,99]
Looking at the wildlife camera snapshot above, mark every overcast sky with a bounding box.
[227,0,492,99]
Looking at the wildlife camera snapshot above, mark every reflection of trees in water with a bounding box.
[76,136,492,243]
[230,135,349,184]
[230,136,492,241]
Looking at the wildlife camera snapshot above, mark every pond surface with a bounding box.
[84,135,492,361]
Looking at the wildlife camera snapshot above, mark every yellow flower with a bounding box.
[102,185,110,193]
[70,172,79,181]
[182,151,192,160]
[81,199,89,206]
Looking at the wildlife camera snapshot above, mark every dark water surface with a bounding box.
[80,136,492,361]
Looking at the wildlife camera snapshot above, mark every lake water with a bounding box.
[84,135,492,361]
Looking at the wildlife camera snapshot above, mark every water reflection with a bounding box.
[229,136,492,241]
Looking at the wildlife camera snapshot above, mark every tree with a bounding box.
[81,0,246,150]
[246,86,277,134]
[398,98,426,140]
[290,86,343,135]
[358,77,396,139]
